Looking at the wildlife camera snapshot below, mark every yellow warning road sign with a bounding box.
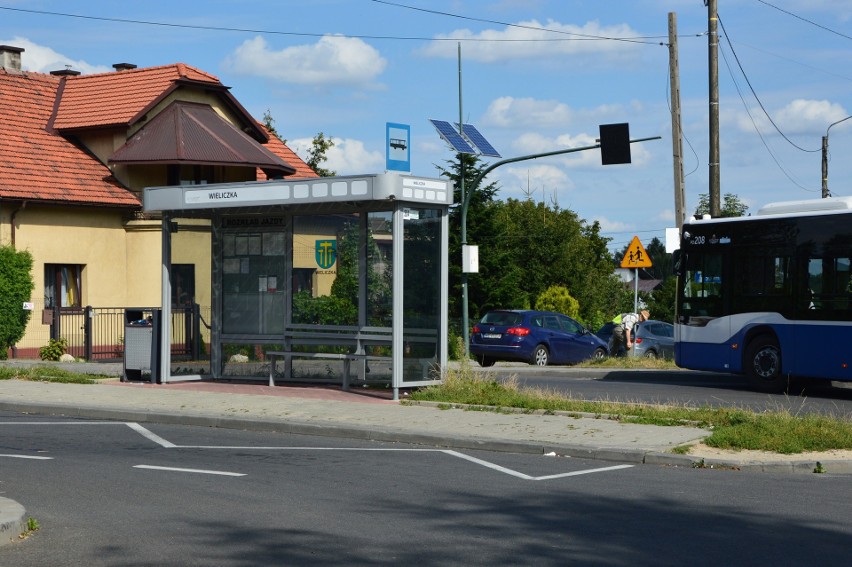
[620,236,653,269]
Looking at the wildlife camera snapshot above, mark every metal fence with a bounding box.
[14,301,210,362]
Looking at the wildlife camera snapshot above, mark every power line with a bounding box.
[718,16,820,154]
[718,32,819,192]
[756,0,852,41]
[0,4,660,44]
[368,0,667,45]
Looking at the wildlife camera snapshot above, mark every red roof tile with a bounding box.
[52,63,221,130]
[0,69,140,207]
[256,125,319,180]
[0,64,316,208]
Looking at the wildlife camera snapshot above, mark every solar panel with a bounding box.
[460,123,501,158]
[429,119,475,154]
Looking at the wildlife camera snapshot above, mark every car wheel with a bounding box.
[592,347,606,360]
[478,356,495,367]
[643,349,657,359]
[530,345,549,366]
[745,335,786,393]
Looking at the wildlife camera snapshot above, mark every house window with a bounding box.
[172,264,195,306]
[45,264,83,309]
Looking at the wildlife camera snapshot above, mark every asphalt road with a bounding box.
[483,365,852,417]
[2,412,852,566]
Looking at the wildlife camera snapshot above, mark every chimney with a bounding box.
[113,63,137,71]
[0,45,24,72]
[50,67,81,77]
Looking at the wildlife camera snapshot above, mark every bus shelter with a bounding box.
[143,173,452,400]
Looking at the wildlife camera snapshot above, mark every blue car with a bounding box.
[470,310,608,367]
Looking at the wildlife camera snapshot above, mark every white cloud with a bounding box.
[419,19,640,63]
[288,137,383,175]
[224,35,386,87]
[737,99,850,135]
[511,132,601,168]
[484,97,574,128]
[594,215,633,233]
[501,164,572,196]
[0,37,110,74]
[482,96,625,129]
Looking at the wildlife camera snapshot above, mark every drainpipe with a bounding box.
[10,200,26,248]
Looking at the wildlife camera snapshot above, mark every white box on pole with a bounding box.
[462,245,479,273]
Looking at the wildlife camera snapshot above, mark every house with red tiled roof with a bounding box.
[0,45,317,357]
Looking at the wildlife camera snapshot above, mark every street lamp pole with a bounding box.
[459,136,661,357]
[822,116,852,198]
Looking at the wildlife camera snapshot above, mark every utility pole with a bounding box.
[822,115,852,198]
[822,134,829,198]
[669,12,686,229]
[707,0,721,217]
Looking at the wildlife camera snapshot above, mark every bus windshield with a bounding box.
[679,251,723,321]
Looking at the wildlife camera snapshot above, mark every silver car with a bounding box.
[632,320,674,359]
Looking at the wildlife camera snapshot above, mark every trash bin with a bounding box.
[122,309,160,383]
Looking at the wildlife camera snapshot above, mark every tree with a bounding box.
[261,109,279,138]
[695,193,748,218]
[646,276,677,324]
[436,153,512,326]
[306,132,336,177]
[0,245,34,359]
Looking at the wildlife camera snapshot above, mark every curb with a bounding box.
[0,497,27,547]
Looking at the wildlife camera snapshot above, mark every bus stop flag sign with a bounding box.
[620,236,653,269]
[386,122,411,172]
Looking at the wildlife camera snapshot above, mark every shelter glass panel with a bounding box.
[291,214,359,325]
[402,208,441,383]
[368,211,393,327]
[222,230,286,334]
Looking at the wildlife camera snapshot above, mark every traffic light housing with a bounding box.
[599,123,632,165]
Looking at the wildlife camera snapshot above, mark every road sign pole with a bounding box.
[634,268,639,314]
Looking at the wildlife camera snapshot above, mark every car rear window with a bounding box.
[481,312,523,326]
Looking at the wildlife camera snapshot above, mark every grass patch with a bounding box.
[409,361,852,454]
[0,365,110,384]
[580,356,678,370]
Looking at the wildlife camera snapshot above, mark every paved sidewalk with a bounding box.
[2,361,851,543]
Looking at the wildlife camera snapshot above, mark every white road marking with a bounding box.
[1,421,637,481]
[133,465,245,477]
[444,451,634,480]
[0,454,54,460]
[533,464,635,480]
[126,423,177,448]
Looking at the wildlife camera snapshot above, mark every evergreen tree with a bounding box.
[0,245,34,359]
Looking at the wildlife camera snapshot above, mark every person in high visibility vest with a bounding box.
[609,309,649,356]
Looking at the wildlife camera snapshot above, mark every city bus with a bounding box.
[674,196,852,392]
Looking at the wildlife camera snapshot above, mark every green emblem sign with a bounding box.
[315,240,336,269]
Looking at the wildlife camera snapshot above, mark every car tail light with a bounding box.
[506,327,530,336]
[635,337,643,344]
[472,325,481,333]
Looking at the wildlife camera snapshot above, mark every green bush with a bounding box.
[535,285,580,319]
[0,245,35,360]
[39,338,67,361]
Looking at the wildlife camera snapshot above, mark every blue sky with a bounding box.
[3,0,852,252]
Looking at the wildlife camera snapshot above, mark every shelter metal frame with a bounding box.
[143,173,452,400]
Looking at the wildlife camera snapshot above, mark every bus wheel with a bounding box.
[745,335,786,393]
